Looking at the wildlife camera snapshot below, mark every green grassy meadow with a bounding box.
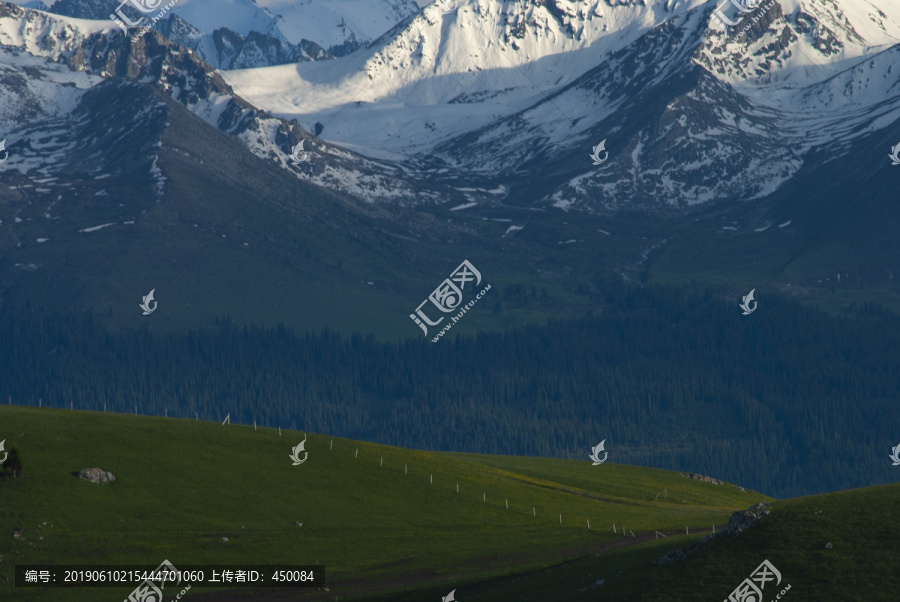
[450,482,900,601]
[0,406,769,600]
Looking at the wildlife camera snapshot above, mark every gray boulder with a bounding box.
[78,468,115,484]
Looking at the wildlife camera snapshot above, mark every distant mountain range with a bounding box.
[1,0,899,329]
[219,0,900,213]
[4,1,899,206]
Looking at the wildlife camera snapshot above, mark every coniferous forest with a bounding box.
[2,282,898,499]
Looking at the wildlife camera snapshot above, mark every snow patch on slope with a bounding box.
[225,0,710,159]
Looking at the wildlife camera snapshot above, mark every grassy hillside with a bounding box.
[428,483,900,601]
[0,406,769,601]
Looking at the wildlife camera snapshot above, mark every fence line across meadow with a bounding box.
[6,398,720,541]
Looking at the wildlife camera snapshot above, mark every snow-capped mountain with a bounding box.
[221,0,900,212]
[155,13,333,69]
[5,0,422,63]
[226,0,693,158]
[2,0,899,214]
[0,1,458,209]
[1,0,899,322]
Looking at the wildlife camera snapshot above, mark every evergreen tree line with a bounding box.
[2,284,898,499]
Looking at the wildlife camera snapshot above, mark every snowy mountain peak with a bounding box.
[3,0,899,214]
[696,0,900,86]
[16,0,423,59]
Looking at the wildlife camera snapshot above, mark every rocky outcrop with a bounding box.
[656,502,771,565]
[78,468,115,483]
[724,502,770,535]
[681,472,724,485]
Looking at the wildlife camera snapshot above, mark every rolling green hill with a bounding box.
[440,481,900,601]
[0,406,770,601]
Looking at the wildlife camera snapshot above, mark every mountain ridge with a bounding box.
[6,0,422,60]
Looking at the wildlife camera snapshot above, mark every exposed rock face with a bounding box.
[78,468,115,483]
[681,472,724,485]
[725,502,770,535]
[656,502,771,565]
[156,14,332,70]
